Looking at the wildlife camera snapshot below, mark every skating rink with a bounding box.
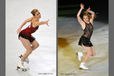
[6,0,56,76]
[58,17,109,76]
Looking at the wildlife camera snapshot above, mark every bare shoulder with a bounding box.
[90,21,93,25]
[29,17,33,21]
[25,17,33,22]
[81,22,86,30]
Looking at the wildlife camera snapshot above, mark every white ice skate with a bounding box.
[16,60,28,71]
[76,52,83,61]
[79,62,88,70]
[19,54,29,64]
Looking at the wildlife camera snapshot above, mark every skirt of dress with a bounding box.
[18,32,35,43]
[78,36,93,47]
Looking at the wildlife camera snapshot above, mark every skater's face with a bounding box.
[35,11,41,18]
[83,15,90,23]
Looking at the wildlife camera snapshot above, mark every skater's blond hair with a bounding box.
[31,9,38,16]
[83,11,96,20]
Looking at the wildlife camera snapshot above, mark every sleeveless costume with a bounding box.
[18,23,39,43]
[78,22,93,47]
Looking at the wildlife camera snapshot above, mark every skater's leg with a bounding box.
[20,37,33,62]
[90,46,96,56]
[78,45,92,69]
[31,40,39,51]
[82,46,95,57]
[82,45,92,62]
[76,45,87,61]
[81,45,88,56]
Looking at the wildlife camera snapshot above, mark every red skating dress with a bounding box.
[18,24,39,42]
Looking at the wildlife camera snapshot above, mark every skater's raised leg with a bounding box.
[76,51,87,61]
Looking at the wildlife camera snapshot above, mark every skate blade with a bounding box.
[79,67,88,70]
[79,67,84,70]
[25,61,29,64]
[76,52,82,61]
[19,55,29,64]
[16,66,28,72]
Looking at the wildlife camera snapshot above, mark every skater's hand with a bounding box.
[80,3,84,9]
[17,28,21,34]
[45,19,49,26]
[86,7,91,12]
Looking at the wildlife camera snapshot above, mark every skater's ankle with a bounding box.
[21,60,24,63]
[21,57,26,62]
[81,62,86,64]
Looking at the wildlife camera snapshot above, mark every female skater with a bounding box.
[76,3,96,70]
[16,9,49,71]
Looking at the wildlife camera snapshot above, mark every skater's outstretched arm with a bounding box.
[17,17,33,34]
[36,19,49,26]
[86,7,95,24]
[77,3,85,30]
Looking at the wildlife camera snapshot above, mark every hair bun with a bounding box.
[31,9,38,16]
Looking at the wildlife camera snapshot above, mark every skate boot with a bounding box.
[79,62,88,70]
[76,52,83,61]
[19,54,29,64]
[16,60,28,71]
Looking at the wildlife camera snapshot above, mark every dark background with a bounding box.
[58,0,108,23]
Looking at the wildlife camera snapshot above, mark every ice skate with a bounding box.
[79,62,88,70]
[19,54,29,64]
[16,60,28,71]
[76,52,83,61]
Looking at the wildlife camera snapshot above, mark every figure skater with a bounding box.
[16,9,49,71]
[76,3,96,70]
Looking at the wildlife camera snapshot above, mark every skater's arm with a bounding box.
[87,7,95,24]
[77,3,85,30]
[37,19,49,26]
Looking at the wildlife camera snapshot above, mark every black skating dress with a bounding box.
[78,22,93,47]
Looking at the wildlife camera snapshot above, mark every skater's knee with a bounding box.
[35,43,39,48]
[91,53,96,56]
[91,51,96,56]
[33,43,39,49]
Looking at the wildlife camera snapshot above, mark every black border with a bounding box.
[109,0,114,76]
[0,0,5,76]
[56,0,58,76]
[1,0,114,76]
